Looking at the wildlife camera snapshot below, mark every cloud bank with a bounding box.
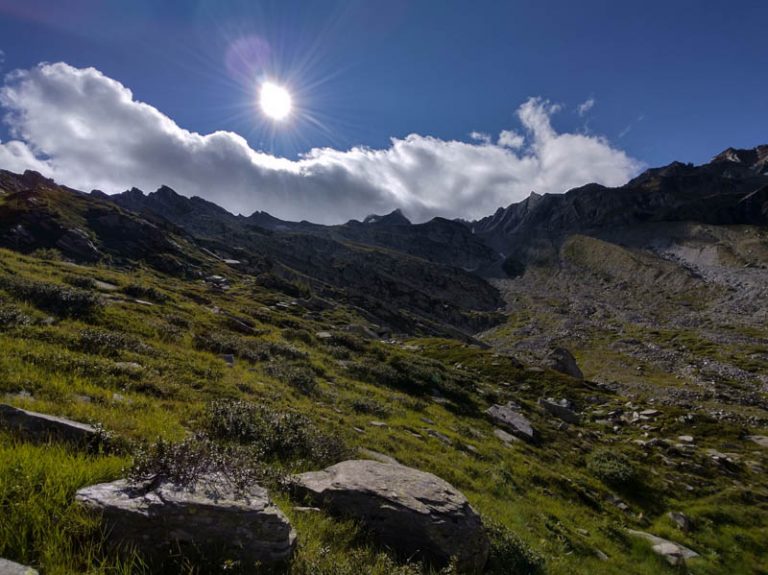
[0,62,641,223]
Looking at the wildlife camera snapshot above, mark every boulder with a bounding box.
[0,404,105,448]
[0,558,38,575]
[544,347,583,380]
[539,398,580,424]
[76,475,295,567]
[292,460,488,572]
[627,529,699,566]
[486,402,535,442]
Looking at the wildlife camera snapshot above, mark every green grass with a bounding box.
[0,247,766,574]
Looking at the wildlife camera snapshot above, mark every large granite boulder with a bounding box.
[0,558,38,575]
[0,404,105,448]
[292,460,488,572]
[544,347,584,380]
[76,475,295,568]
[486,402,535,442]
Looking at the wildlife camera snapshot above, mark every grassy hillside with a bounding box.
[1,247,767,574]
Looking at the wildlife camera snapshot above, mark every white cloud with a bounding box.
[497,129,524,149]
[469,131,491,145]
[577,97,595,117]
[0,50,5,67]
[0,63,641,223]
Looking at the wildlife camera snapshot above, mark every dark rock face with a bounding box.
[544,348,584,380]
[0,558,39,575]
[76,476,296,567]
[292,460,489,572]
[472,146,768,263]
[0,404,105,448]
[485,402,535,442]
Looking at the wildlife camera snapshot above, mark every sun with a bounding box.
[259,81,292,121]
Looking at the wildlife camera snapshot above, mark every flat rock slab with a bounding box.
[76,476,295,567]
[627,529,699,566]
[0,404,104,448]
[747,435,768,448]
[539,398,580,425]
[292,460,488,572]
[0,558,38,575]
[486,402,535,442]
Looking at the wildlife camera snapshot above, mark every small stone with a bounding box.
[369,421,387,428]
[218,353,235,367]
[316,331,333,340]
[677,435,694,444]
[668,511,691,532]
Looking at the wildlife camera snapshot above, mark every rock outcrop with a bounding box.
[627,529,699,566]
[543,348,584,380]
[486,402,535,442]
[76,475,295,567]
[0,404,105,448]
[292,460,489,572]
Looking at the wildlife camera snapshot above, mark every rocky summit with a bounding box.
[0,146,767,574]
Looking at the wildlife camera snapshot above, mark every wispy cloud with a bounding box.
[0,63,642,223]
[577,97,595,117]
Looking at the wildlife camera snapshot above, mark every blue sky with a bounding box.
[0,0,766,222]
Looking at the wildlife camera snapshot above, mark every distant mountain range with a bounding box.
[1,145,767,339]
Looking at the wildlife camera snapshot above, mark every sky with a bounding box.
[0,0,766,223]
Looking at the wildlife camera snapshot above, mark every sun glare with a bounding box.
[259,81,292,121]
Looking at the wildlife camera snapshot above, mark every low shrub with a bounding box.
[121,283,169,303]
[0,277,101,318]
[485,520,545,574]
[128,436,266,491]
[203,400,348,466]
[194,332,307,363]
[265,362,318,395]
[349,397,391,417]
[586,447,638,487]
[0,304,34,327]
[78,328,149,357]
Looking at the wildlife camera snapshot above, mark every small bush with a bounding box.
[63,275,96,290]
[129,436,267,491]
[78,328,149,357]
[0,277,101,318]
[586,447,638,487]
[254,272,311,298]
[194,332,307,363]
[283,328,315,345]
[266,362,318,395]
[121,283,169,303]
[203,400,348,466]
[347,354,472,405]
[0,304,34,327]
[485,520,544,575]
[350,397,391,417]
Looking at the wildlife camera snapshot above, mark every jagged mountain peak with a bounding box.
[711,144,768,173]
[362,209,411,226]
